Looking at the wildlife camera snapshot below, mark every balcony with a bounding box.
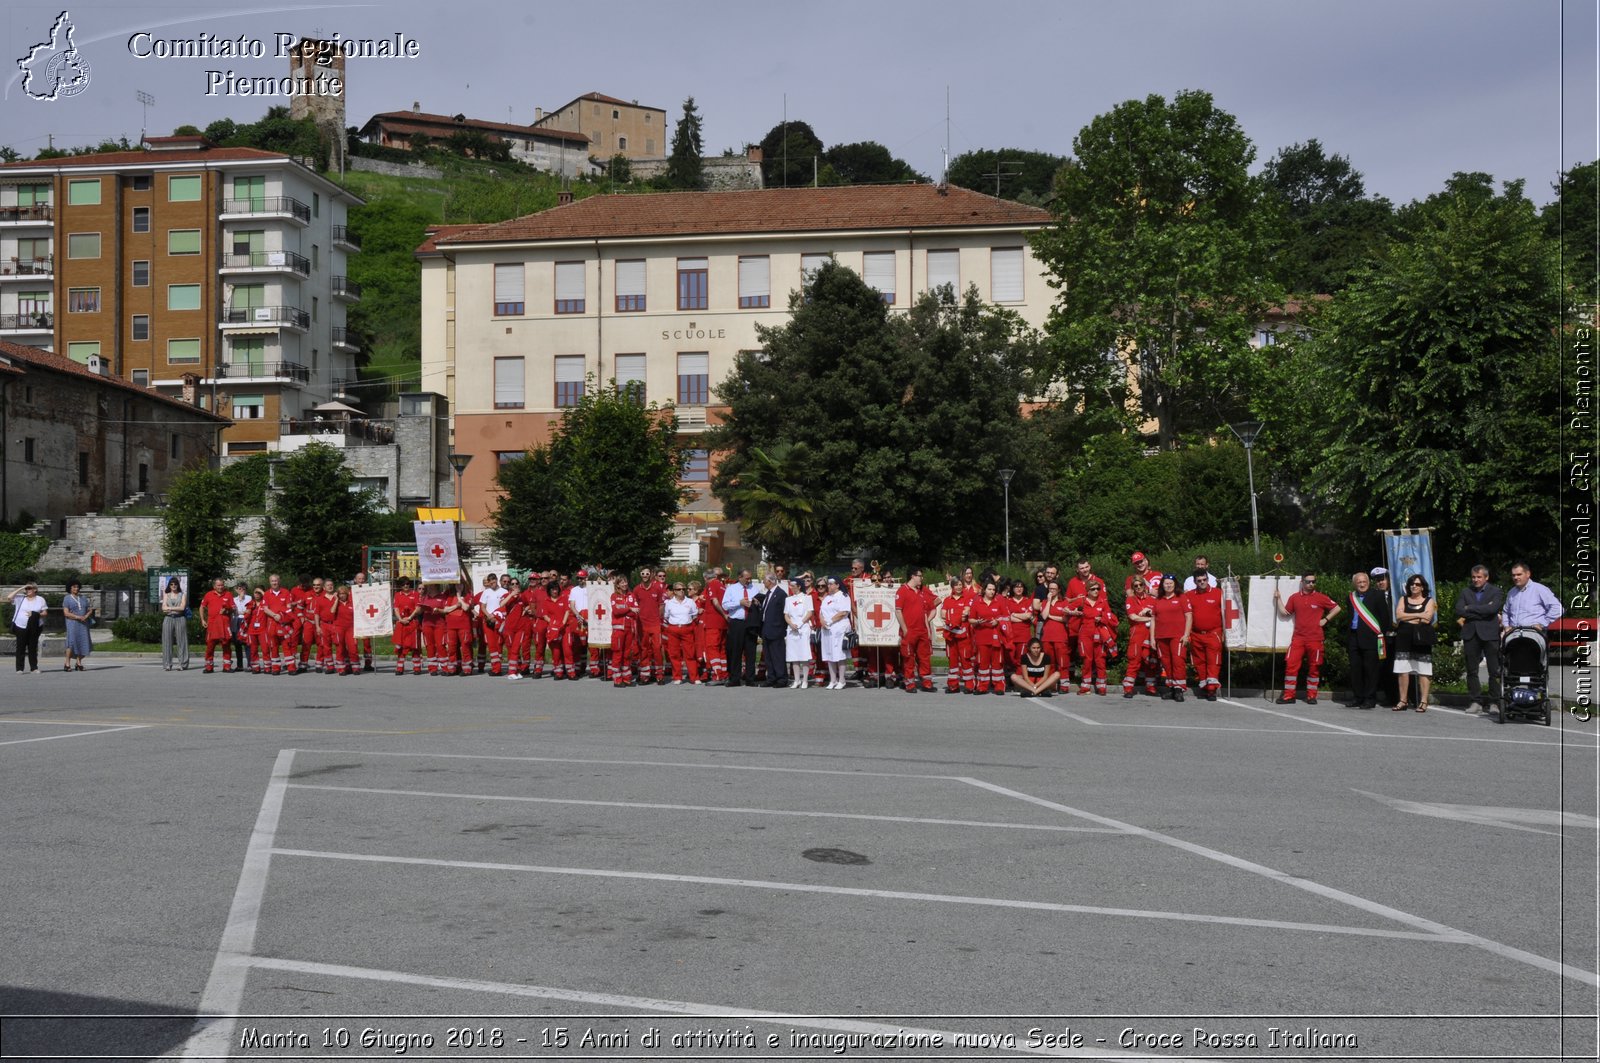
[331,325,360,352]
[0,204,53,226]
[279,416,394,448]
[219,196,310,225]
[332,225,360,251]
[330,275,362,301]
[212,360,311,386]
[220,305,310,331]
[0,311,52,333]
[0,257,53,281]
[219,249,310,277]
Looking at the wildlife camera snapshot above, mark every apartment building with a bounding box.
[532,92,668,160]
[0,135,364,454]
[417,184,1053,556]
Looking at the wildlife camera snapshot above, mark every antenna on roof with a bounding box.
[136,90,155,141]
[941,85,949,189]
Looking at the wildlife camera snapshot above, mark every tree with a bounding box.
[606,152,632,183]
[708,263,1040,564]
[0,146,20,163]
[757,120,824,188]
[947,148,1066,201]
[218,453,271,511]
[172,124,202,136]
[202,118,237,144]
[490,383,686,572]
[1262,139,1394,294]
[720,443,821,561]
[1545,160,1597,305]
[164,467,241,583]
[262,443,383,576]
[821,141,925,185]
[664,97,705,190]
[1031,91,1283,449]
[347,195,434,396]
[1290,175,1560,570]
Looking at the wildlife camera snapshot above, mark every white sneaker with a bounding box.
[506,673,522,681]
[673,679,682,685]
[799,678,808,689]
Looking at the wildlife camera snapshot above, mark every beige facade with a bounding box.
[418,186,1053,556]
[533,92,668,160]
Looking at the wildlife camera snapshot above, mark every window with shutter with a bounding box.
[494,263,525,315]
[991,247,1024,302]
[555,262,585,313]
[737,256,770,308]
[677,257,708,310]
[926,249,959,296]
[554,354,585,406]
[615,353,646,404]
[494,357,525,408]
[615,260,646,312]
[863,251,895,304]
[676,351,709,405]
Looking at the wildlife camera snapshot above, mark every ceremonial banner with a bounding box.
[928,582,953,651]
[468,562,499,594]
[352,582,394,638]
[1221,576,1247,649]
[1382,530,1436,624]
[1243,575,1301,652]
[854,583,900,647]
[413,521,460,583]
[584,579,615,648]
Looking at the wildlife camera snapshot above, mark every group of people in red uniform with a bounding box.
[188,553,1272,700]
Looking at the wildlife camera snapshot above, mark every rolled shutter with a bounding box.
[991,248,1024,302]
[926,250,959,294]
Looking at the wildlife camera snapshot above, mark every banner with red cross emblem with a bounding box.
[352,582,394,638]
[584,579,616,649]
[854,583,899,647]
[413,521,460,583]
[1221,576,1246,649]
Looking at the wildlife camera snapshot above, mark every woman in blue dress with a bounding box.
[61,579,94,671]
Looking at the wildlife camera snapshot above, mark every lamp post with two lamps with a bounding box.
[999,468,1016,571]
[1226,422,1264,559]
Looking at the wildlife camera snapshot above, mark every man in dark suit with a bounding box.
[1345,570,1386,709]
[1455,564,1506,713]
[1370,567,1399,707]
[758,573,788,687]
[720,570,758,686]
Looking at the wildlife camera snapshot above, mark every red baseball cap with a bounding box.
[1131,552,1147,563]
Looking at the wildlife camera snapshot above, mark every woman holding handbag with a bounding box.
[61,579,94,671]
[9,584,47,673]
[1393,574,1439,712]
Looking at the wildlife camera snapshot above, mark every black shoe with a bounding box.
[1172,690,1184,702]
[1160,687,1173,700]
[1123,691,1135,699]
[1276,694,1296,705]
[726,681,742,688]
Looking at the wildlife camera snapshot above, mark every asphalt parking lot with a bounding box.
[1,660,1596,1061]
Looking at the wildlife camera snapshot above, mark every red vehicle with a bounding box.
[1545,617,1597,663]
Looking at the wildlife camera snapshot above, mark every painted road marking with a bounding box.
[0,725,147,746]
[1356,789,1600,836]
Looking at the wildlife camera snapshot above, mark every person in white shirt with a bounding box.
[721,570,758,686]
[477,574,509,676]
[662,582,701,684]
[567,575,591,677]
[231,582,253,671]
[9,584,48,673]
[819,578,853,689]
[783,587,815,688]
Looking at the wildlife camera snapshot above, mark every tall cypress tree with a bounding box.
[664,97,704,191]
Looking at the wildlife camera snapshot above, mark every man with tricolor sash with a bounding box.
[1344,570,1387,709]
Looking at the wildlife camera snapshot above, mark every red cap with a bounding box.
[1131,552,1146,563]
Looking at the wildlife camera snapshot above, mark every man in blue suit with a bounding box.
[758,572,788,688]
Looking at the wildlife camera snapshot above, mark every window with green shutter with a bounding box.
[168,229,200,255]
[67,178,100,205]
[168,175,202,202]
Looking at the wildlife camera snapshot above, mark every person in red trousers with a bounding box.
[200,578,235,673]
[1122,575,1160,698]
[1075,581,1117,695]
[1184,571,1226,701]
[1150,575,1190,702]
[967,580,1007,695]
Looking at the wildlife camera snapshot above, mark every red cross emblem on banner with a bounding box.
[365,604,380,619]
[1225,598,1241,625]
[866,603,893,628]
[593,604,607,620]
[429,542,447,559]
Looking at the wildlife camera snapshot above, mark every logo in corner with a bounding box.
[17,11,92,101]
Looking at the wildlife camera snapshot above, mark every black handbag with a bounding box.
[1412,623,1437,648]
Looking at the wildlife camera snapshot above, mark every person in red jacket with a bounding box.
[498,577,528,680]
[1150,575,1190,701]
[968,580,1008,695]
[662,580,700,683]
[313,582,339,673]
[1124,551,1162,598]
[260,574,295,675]
[325,584,357,674]
[895,568,936,692]
[1039,579,1072,693]
[1075,581,1116,695]
[1184,571,1226,700]
[1064,559,1107,687]
[1275,573,1341,704]
[608,574,639,687]
[939,580,973,693]
[391,578,421,675]
[1002,581,1034,683]
[697,578,728,683]
[439,582,473,676]
[290,577,318,673]
[634,566,665,685]
[538,579,573,679]
[245,586,270,673]
[1122,575,1160,698]
[200,578,235,673]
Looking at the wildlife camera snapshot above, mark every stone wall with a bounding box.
[38,515,267,579]
[630,156,763,190]
[348,155,444,180]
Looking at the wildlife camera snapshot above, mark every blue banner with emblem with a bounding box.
[1382,530,1436,624]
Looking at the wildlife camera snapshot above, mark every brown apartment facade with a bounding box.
[533,92,668,160]
[0,136,364,453]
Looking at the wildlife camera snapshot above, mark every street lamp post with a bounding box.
[999,468,1016,571]
[1227,422,1264,559]
[447,453,473,572]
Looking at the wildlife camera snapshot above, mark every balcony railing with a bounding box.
[215,360,311,384]
[221,305,310,329]
[220,196,311,223]
[0,204,53,223]
[332,225,360,249]
[219,250,310,275]
[281,416,394,445]
[1,257,53,276]
[330,275,362,299]
[331,326,359,350]
[0,312,52,330]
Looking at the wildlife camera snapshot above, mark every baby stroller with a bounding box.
[1497,627,1550,726]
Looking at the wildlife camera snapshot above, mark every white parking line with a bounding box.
[179,748,297,1059]
[957,777,1600,988]
[1214,697,1372,734]
[273,846,1456,943]
[245,956,1180,1060]
[289,782,1125,833]
[0,725,147,746]
[295,747,957,779]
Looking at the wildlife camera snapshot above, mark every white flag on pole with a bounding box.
[352,582,394,638]
[854,584,900,648]
[413,521,459,583]
[1244,576,1300,652]
[928,582,952,651]
[585,579,615,648]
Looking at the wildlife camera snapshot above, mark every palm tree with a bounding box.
[722,443,819,562]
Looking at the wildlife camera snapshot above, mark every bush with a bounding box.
[0,532,48,572]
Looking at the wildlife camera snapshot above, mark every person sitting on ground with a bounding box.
[1011,637,1059,698]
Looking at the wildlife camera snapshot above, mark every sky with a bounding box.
[2,0,1596,205]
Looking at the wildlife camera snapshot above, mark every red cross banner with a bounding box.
[1221,576,1246,649]
[854,583,899,648]
[413,521,460,583]
[928,581,953,651]
[584,579,615,649]
[1244,575,1301,652]
[351,581,394,639]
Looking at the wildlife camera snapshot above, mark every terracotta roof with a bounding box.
[416,224,484,256]
[362,110,591,145]
[1263,295,1333,316]
[540,91,667,115]
[441,185,1052,246]
[0,341,231,422]
[0,146,293,170]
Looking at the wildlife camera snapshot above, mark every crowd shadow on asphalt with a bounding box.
[1,986,192,1061]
